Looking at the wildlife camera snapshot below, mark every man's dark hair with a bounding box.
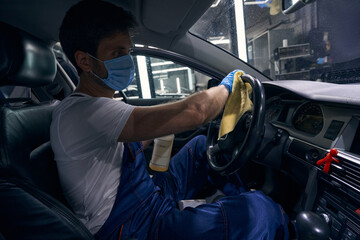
[59,0,137,75]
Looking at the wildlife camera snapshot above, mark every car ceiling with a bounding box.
[0,0,213,48]
[0,0,262,77]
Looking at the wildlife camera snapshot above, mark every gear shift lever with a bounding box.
[295,211,330,240]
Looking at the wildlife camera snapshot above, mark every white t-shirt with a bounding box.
[50,93,135,234]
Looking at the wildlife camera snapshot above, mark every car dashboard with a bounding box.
[262,80,360,239]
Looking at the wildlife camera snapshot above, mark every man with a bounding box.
[51,0,289,239]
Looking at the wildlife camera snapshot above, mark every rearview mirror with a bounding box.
[282,0,315,14]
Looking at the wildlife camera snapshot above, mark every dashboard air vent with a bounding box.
[332,157,360,191]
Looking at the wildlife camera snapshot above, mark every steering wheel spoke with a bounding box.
[209,143,221,156]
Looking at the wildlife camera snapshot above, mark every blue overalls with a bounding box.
[95,135,289,240]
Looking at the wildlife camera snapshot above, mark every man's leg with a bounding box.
[150,190,289,240]
[152,135,248,202]
[152,135,210,202]
[150,137,289,239]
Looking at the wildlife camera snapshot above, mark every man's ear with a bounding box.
[74,51,92,73]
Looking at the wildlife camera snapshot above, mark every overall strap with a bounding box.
[95,142,155,240]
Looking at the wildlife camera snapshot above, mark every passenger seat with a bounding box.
[0,22,94,239]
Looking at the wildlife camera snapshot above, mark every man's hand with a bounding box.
[218,69,243,94]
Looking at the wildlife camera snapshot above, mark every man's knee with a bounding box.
[249,192,289,238]
[189,135,206,151]
[186,135,207,160]
[246,191,286,222]
[219,191,289,239]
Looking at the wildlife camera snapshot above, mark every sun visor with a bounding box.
[141,0,213,34]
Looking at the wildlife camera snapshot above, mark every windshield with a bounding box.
[190,0,360,83]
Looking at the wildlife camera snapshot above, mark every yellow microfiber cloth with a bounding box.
[218,71,253,139]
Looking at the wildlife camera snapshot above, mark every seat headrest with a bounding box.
[0,22,56,87]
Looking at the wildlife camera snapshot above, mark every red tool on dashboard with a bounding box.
[316,148,340,173]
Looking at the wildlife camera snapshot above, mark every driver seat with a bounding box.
[0,22,94,239]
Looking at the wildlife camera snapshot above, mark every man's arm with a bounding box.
[119,85,229,142]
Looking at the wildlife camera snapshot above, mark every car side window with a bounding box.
[121,55,211,99]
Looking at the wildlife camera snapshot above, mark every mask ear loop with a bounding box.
[87,53,106,81]
[90,70,104,81]
[87,53,104,63]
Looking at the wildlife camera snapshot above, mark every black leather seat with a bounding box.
[0,22,94,239]
[53,44,79,86]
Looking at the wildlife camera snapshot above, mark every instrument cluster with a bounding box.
[266,97,324,136]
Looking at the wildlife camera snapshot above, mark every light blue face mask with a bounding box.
[89,53,135,91]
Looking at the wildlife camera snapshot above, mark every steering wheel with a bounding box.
[206,74,266,175]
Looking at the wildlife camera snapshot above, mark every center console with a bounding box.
[315,171,360,240]
[287,138,360,240]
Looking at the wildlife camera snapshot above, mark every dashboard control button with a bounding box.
[320,198,327,206]
[332,219,342,231]
[337,212,347,221]
[331,226,340,238]
[316,206,325,214]
[343,228,356,240]
[306,149,320,163]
